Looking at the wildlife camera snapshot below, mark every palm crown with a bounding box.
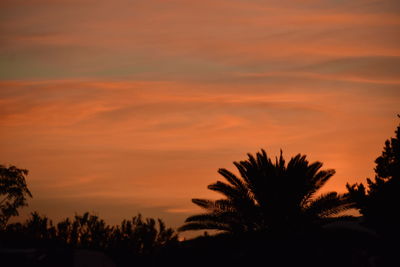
[179,150,351,234]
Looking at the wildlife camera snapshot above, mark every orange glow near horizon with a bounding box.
[1,0,399,236]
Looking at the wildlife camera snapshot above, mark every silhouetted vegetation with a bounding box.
[346,120,400,266]
[179,150,352,234]
[1,119,400,266]
[347,121,400,237]
[1,212,178,266]
[0,165,32,229]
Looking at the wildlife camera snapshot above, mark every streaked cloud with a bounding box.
[1,0,399,234]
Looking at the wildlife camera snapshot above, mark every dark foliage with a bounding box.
[347,121,400,237]
[0,212,178,266]
[346,121,400,266]
[0,165,32,229]
[180,150,352,234]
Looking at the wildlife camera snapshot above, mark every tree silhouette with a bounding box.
[0,165,32,229]
[25,211,56,241]
[53,212,113,250]
[179,150,351,234]
[110,214,178,256]
[2,211,177,251]
[1,212,178,266]
[347,120,400,237]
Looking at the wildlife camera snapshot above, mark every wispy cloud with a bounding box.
[1,0,399,231]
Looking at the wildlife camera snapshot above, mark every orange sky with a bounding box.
[1,0,399,235]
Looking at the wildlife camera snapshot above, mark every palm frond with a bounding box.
[304,192,353,218]
[301,169,336,205]
[185,212,239,224]
[178,222,231,232]
[191,199,215,210]
[207,181,247,201]
[218,168,248,191]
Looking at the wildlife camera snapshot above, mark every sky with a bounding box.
[0,0,399,236]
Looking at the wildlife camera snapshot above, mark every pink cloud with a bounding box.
[1,0,399,232]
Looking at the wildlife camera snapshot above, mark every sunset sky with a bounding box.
[1,0,399,235]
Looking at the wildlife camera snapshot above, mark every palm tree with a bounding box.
[179,149,351,234]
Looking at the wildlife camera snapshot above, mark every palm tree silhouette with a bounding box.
[179,150,351,234]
